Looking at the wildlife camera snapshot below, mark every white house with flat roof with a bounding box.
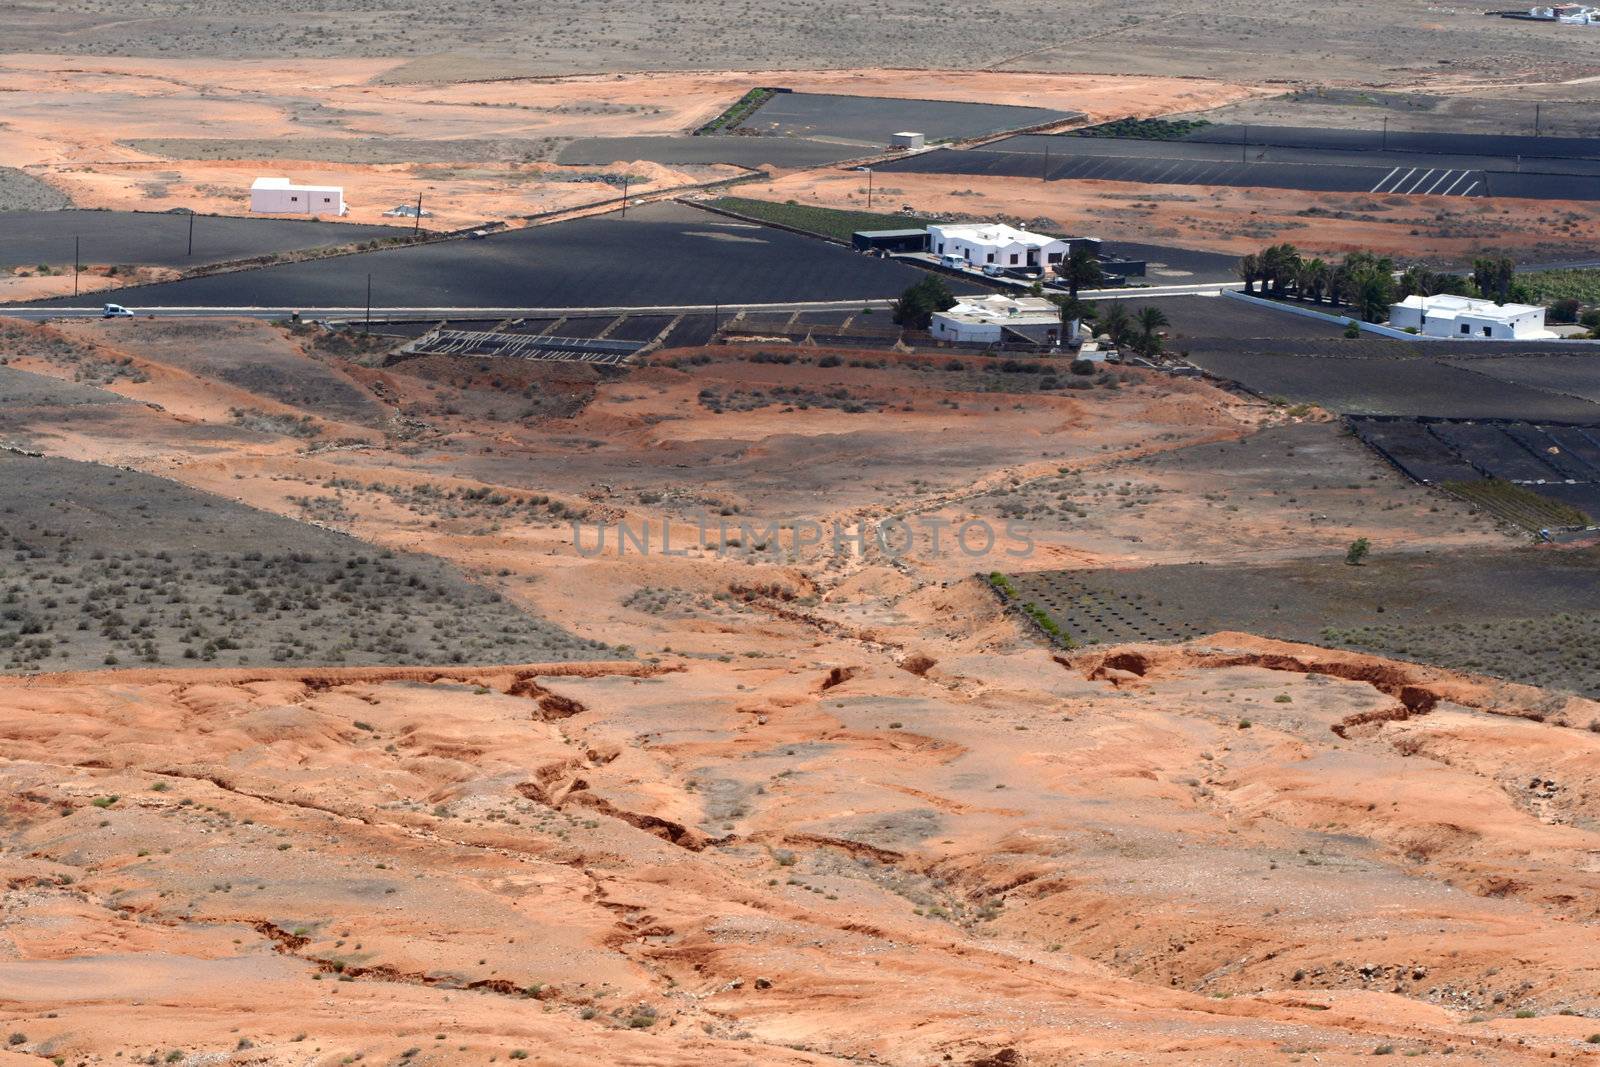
[930,294,1072,345]
[927,222,1069,271]
[1389,294,1554,340]
[250,177,345,216]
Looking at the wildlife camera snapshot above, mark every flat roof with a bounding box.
[854,228,929,238]
[252,176,343,192]
[928,221,1063,248]
[1396,293,1543,318]
[935,294,1061,325]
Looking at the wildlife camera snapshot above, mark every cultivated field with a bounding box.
[0,210,406,271]
[1006,548,1600,696]
[879,127,1600,201]
[23,202,980,311]
[726,91,1079,145]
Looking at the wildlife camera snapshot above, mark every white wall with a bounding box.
[927,226,1068,269]
[931,315,1003,343]
[251,185,344,215]
[1422,312,1544,339]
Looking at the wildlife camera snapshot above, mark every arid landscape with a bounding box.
[5,5,1600,1065]
[3,310,1599,1065]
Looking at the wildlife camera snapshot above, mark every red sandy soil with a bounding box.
[3,318,1597,1065]
[0,57,1253,227]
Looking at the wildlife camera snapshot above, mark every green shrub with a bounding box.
[1074,117,1213,140]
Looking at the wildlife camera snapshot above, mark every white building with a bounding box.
[927,222,1069,272]
[250,177,345,216]
[1529,4,1599,21]
[890,131,926,150]
[1389,294,1555,340]
[930,294,1072,345]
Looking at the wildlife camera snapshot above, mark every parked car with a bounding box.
[981,264,1005,278]
[102,303,134,318]
[939,254,966,270]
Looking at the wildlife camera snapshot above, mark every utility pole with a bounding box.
[1535,102,1542,136]
[365,274,372,334]
[1381,116,1388,151]
[73,235,79,297]
[713,302,720,333]
[1042,141,1050,183]
[1242,124,1248,164]
[413,195,422,236]
[621,176,630,217]
[865,168,873,210]
[186,211,194,257]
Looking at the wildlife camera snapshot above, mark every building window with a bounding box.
[1048,252,1061,263]
[1009,254,1018,265]
[986,253,995,263]
[937,243,943,252]
[1483,325,1492,337]
[1460,323,1470,334]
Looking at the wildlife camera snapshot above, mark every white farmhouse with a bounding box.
[1389,294,1555,340]
[250,177,346,216]
[927,222,1069,272]
[930,294,1072,345]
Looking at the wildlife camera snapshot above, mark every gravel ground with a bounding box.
[0,168,70,211]
[124,137,566,164]
[0,452,620,672]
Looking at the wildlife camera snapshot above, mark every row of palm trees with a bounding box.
[1236,243,1521,324]
[1237,245,1400,322]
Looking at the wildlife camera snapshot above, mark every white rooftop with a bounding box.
[930,222,1061,249]
[1394,293,1543,320]
[252,176,342,191]
[936,294,1061,325]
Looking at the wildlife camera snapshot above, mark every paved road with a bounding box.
[0,284,1233,324]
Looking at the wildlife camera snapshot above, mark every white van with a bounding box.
[102,304,135,318]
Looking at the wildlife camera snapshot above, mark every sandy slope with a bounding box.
[2,317,1596,1064]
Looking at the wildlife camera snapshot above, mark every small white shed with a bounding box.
[250,177,345,216]
[890,131,926,150]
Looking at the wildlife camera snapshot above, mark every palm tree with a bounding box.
[1051,296,1096,343]
[1236,252,1260,295]
[1059,246,1104,298]
[1471,256,1515,302]
[1298,258,1329,304]
[1133,305,1169,359]
[1262,243,1302,297]
[1353,268,1396,323]
[1097,303,1133,346]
